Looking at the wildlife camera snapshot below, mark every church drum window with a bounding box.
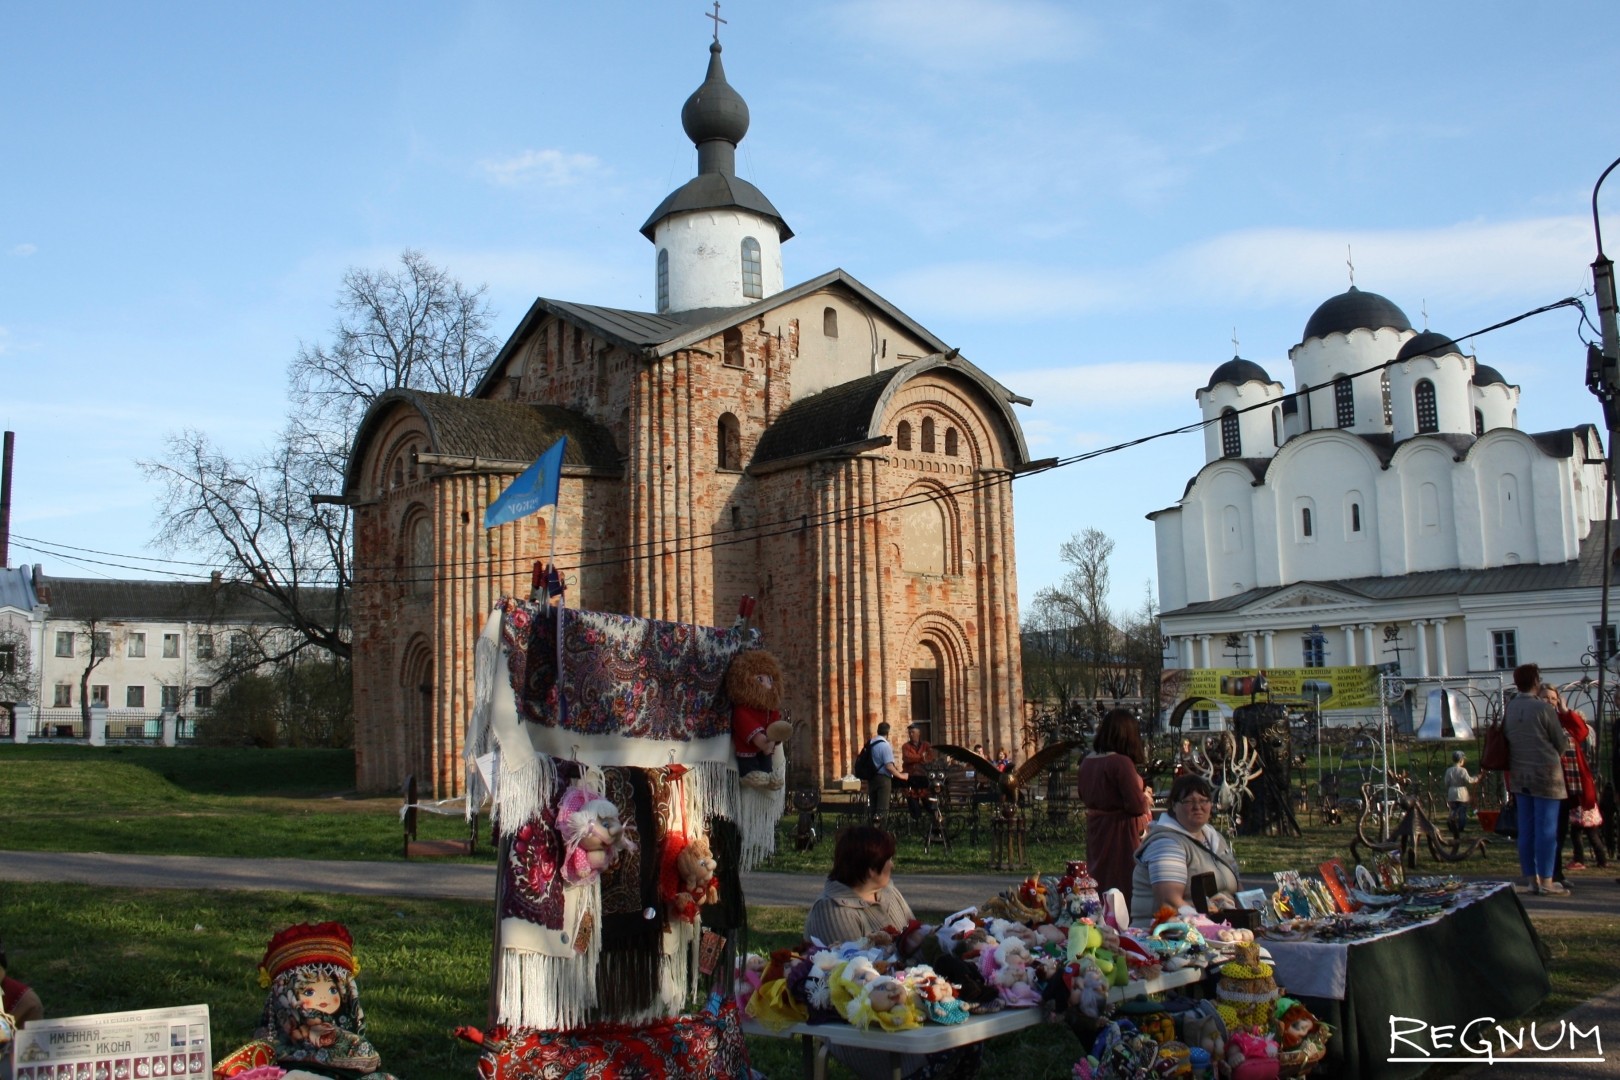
[1351,502,1362,532]
[1272,406,1282,447]
[656,249,670,312]
[1415,379,1438,433]
[1475,408,1485,436]
[897,420,912,451]
[921,417,936,453]
[1301,506,1314,538]
[741,237,762,299]
[1334,376,1354,428]
[944,427,959,457]
[1220,408,1241,458]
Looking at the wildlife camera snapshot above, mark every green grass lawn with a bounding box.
[0,745,488,861]
[4,885,1613,1080]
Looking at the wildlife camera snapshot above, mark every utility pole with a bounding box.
[1587,154,1620,786]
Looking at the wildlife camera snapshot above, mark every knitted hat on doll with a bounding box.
[258,922,356,987]
[1215,942,1278,1031]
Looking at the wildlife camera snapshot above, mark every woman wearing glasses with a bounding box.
[1128,773,1243,927]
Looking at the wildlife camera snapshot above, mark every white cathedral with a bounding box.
[1152,286,1612,690]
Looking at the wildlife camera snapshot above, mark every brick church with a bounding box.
[344,37,1034,796]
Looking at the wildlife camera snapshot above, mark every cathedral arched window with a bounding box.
[401,509,433,598]
[1334,376,1354,428]
[899,484,954,575]
[1380,371,1392,426]
[741,237,762,299]
[1220,408,1241,458]
[1475,408,1485,436]
[921,417,936,453]
[656,249,670,312]
[722,328,744,368]
[944,427,959,457]
[391,458,405,489]
[823,307,838,337]
[1272,406,1282,447]
[1299,384,1312,430]
[1415,379,1438,433]
[897,421,912,451]
[717,413,742,471]
[1297,499,1315,541]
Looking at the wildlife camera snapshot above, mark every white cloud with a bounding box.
[829,0,1087,67]
[887,215,1593,323]
[479,148,604,188]
[11,243,36,257]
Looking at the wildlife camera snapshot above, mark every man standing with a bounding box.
[867,721,906,825]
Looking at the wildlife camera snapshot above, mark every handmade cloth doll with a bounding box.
[726,648,792,785]
[556,783,636,886]
[252,922,396,1080]
[660,831,720,923]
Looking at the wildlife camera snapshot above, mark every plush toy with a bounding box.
[727,649,793,785]
[660,832,720,923]
[903,965,970,1025]
[557,784,636,886]
[1227,1030,1280,1080]
[985,939,1042,1008]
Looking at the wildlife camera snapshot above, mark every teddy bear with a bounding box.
[727,648,793,787]
[557,784,636,886]
[659,831,719,923]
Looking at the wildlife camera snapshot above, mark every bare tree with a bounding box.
[0,626,35,734]
[72,617,116,728]
[141,250,497,664]
[1023,586,1083,717]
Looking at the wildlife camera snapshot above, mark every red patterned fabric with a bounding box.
[472,1003,751,1080]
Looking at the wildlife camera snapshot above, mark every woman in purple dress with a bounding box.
[1076,708,1154,903]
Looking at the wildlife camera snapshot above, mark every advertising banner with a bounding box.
[1162,666,1381,710]
[13,1005,211,1080]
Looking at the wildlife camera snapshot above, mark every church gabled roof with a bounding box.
[473,269,958,396]
[750,354,1032,471]
[342,389,621,496]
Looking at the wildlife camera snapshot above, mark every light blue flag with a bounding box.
[484,436,567,528]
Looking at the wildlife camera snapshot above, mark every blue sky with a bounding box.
[3,1,1617,619]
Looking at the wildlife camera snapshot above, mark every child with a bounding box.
[253,922,397,1080]
[1443,750,1477,839]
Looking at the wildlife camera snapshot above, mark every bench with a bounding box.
[402,774,479,859]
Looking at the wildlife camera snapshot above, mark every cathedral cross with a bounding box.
[707,1,726,43]
[1231,328,1240,356]
[1346,244,1356,287]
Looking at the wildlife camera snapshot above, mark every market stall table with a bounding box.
[742,966,1204,1080]
[1260,882,1548,1080]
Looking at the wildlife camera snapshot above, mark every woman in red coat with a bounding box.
[1076,708,1154,903]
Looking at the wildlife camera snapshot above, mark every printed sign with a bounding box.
[13,1005,211,1080]
[1164,665,1381,709]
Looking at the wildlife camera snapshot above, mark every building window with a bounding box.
[1351,502,1362,532]
[1491,629,1518,670]
[740,237,762,299]
[230,633,249,658]
[53,684,72,708]
[1595,624,1619,663]
[161,685,182,710]
[897,421,912,451]
[196,633,214,660]
[127,632,146,659]
[1381,370,1392,426]
[126,685,145,709]
[656,249,670,312]
[921,417,936,453]
[1301,505,1314,539]
[92,632,111,658]
[1220,408,1241,458]
[717,413,742,470]
[1190,708,1211,731]
[722,327,744,368]
[823,307,838,337]
[1302,635,1326,668]
[1415,379,1438,433]
[0,644,12,675]
[163,633,180,658]
[1334,376,1354,428]
[194,686,212,709]
[1299,383,1312,429]
[55,631,74,657]
[90,684,109,707]
[1272,406,1282,447]
[944,427,959,457]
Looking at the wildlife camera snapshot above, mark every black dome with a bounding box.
[1472,363,1508,387]
[1396,330,1463,363]
[1204,356,1274,390]
[1303,287,1412,342]
[682,43,749,146]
